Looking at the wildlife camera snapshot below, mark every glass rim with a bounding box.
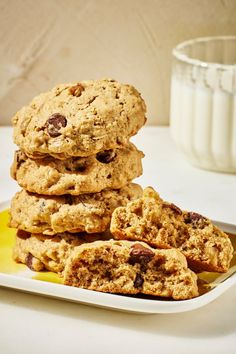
[172,35,236,69]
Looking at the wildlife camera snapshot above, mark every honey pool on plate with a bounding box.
[0,209,235,296]
[0,209,61,284]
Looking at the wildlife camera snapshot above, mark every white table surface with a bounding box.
[0,126,235,354]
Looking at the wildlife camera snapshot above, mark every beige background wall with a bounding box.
[1,0,236,125]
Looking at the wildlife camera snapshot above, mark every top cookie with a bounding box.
[12,79,146,159]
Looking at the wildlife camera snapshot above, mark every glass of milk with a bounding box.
[170,36,236,173]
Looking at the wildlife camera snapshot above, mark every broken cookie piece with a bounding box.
[110,187,233,273]
[181,211,233,272]
[63,240,199,300]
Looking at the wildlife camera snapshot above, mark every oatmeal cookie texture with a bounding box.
[11,143,143,195]
[110,187,233,273]
[63,240,199,300]
[10,79,203,299]
[9,184,142,235]
[12,79,146,159]
[13,230,111,273]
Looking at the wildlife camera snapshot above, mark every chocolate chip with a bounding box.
[185,212,205,222]
[69,84,85,97]
[46,113,67,137]
[65,195,73,205]
[17,230,30,240]
[163,203,182,215]
[96,150,116,164]
[184,212,207,229]
[104,270,112,279]
[25,253,35,271]
[129,243,154,270]
[134,273,144,288]
[39,201,46,213]
[76,164,87,173]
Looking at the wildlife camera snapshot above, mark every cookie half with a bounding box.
[12,79,146,159]
[110,187,233,273]
[13,230,111,273]
[11,143,143,195]
[63,240,199,300]
[10,184,142,235]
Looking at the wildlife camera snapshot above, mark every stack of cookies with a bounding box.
[9,79,145,273]
[9,79,233,301]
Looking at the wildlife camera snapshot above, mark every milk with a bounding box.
[170,76,236,172]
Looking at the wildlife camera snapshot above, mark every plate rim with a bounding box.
[0,271,235,314]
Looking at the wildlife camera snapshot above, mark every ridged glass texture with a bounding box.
[170,36,236,172]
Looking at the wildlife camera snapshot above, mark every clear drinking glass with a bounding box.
[170,36,236,173]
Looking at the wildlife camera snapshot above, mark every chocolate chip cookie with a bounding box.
[11,143,144,195]
[110,187,233,272]
[12,79,146,159]
[10,184,142,235]
[13,229,111,273]
[63,240,199,300]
